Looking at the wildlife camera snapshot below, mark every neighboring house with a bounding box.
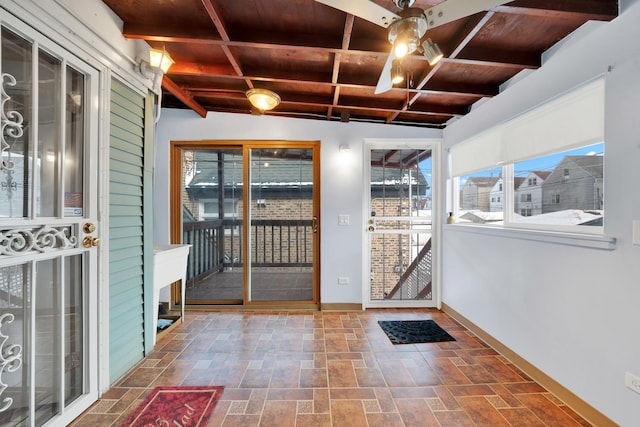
[515,171,551,216]
[460,176,499,211]
[542,155,603,213]
[488,177,525,212]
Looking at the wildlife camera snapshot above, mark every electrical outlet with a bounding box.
[338,276,349,285]
[625,372,640,394]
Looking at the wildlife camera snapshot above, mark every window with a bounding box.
[512,142,603,229]
[458,167,502,223]
[450,78,604,234]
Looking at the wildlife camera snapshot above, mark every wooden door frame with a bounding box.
[169,140,321,308]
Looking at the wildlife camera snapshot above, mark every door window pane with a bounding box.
[369,149,433,302]
[249,148,314,302]
[38,50,62,217]
[1,28,32,218]
[183,149,244,303]
[0,263,29,425]
[64,68,84,217]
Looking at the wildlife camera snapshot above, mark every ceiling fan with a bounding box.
[315,0,510,93]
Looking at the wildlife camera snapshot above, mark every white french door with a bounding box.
[0,17,100,427]
[364,140,441,308]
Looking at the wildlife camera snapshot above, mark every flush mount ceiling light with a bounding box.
[422,38,443,66]
[246,88,281,112]
[391,59,404,85]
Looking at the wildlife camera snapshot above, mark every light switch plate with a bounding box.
[338,214,350,226]
[633,220,640,245]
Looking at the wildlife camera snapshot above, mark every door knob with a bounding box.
[83,222,96,233]
[83,236,100,248]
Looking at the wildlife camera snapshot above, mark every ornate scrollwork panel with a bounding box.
[0,225,78,256]
[0,313,22,413]
[1,73,24,172]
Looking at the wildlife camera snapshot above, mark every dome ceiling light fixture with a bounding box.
[246,88,281,112]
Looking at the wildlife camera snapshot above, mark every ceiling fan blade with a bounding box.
[424,0,511,29]
[374,52,395,94]
[314,0,399,28]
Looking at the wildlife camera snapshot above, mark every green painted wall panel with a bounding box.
[110,182,143,197]
[110,148,144,167]
[110,158,143,176]
[109,78,149,384]
[110,170,143,186]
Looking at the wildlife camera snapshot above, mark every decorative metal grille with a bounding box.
[0,225,78,256]
[1,73,23,172]
[0,313,22,413]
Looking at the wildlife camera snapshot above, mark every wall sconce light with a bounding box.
[339,144,350,153]
[246,88,281,113]
[422,38,443,66]
[138,47,174,89]
[391,59,404,85]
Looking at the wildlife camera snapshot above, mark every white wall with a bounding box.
[154,112,439,303]
[443,2,640,424]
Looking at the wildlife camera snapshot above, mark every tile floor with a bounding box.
[71,309,592,426]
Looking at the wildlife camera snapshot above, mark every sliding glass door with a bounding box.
[173,141,319,306]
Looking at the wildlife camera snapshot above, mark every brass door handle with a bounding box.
[83,222,96,233]
[312,216,318,234]
[83,236,100,248]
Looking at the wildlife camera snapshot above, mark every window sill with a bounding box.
[444,223,616,250]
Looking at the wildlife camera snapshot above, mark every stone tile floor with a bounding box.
[71,309,592,426]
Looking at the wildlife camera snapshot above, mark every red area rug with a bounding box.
[123,386,224,427]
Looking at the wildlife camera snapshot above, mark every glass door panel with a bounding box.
[182,149,244,304]
[368,147,436,304]
[248,147,316,302]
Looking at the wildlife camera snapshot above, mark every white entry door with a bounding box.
[365,140,441,308]
[0,18,100,426]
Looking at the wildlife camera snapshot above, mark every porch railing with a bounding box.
[182,218,313,286]
[385,237,432,300]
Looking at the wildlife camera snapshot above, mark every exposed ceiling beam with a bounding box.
[200,0,253,89]
[496,0,617,20]
[162,76,207,118]
[329,14,354,120]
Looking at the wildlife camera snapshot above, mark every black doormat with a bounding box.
[378,320,456,344]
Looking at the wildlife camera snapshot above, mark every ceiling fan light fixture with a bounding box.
[391,59,404,85]
[422,38,443,66]
[246,88,281,112]
[388,9,428,58]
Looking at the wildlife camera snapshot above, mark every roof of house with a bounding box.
[565,155,603,178]
[532,171,552,180]
[186,150,428,193]
[466,177,499,188]
[514,177,526,190]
